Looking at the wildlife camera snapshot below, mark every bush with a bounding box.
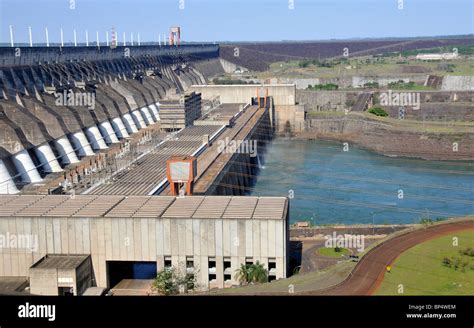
[152,265,197,296]
[363,81,379,89]
[442,257,452,267]
[460,247,474,257]
[307,83,339,91]
[368,107,388,117]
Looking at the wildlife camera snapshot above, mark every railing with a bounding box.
[0,44,219,67]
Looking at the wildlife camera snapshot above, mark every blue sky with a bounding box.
[0,0,472,43]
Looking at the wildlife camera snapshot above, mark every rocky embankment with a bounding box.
[296,114,474,161]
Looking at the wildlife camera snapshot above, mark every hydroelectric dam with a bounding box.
[0,43,299,293]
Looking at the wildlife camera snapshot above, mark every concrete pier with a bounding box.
[34,142,63,173]
[12,150,42,183]
[71,131,95,157]
[121,114,139,134]
[86,126,108,150]
[99,121,120,144]
[139,106,155,125]
[132,110,147,129]
[54,136,80,164]
[0,159,19,194]
[111,117,130,139]
[149,104,160,121]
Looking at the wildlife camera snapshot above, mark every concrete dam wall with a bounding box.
[0,45,220,194]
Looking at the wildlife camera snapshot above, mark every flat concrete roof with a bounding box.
[31,254,90,270]
[0,195,288,220]
[88,125,223,195]
[0,277,28,295]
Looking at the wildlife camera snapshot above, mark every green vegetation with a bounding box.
[442,247,474,272]
[363,81,379,89]
[262,52,474,80]
[298,59,335,68]
[376,230,474,295]
[318,247,351,258]
[419,217,447,225]
[152,266,197,295]
[235,261,268,285]
[381,45,474,58]
[284,120,292,135]
[386,80,431,90]
[307,83,339,91]
[368,107,388,117]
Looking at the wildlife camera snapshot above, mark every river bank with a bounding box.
[292,112,474,161]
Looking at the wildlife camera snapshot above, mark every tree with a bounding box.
[235,264,251,285]
[234,262,268,285]
[152,265,197,296]
[284,120,292,135]
[250,261,268,283]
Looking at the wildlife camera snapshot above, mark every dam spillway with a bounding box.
[0,44,276,197]
[0,44,224,194]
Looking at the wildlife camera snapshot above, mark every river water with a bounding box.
[251,139,474,225]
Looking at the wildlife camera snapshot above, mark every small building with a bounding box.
[29,254,92,296]
[159,91,202,130]
[0,195,289,292]
[416,53,458,61]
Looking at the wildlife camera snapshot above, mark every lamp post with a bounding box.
[45,27,49,47]
[9,25,14,47]
[28,26,33,47]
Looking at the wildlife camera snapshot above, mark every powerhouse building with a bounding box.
[0,194,289,294]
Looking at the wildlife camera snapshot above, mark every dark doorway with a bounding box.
[107,261,157,289]
[58,287,74,296]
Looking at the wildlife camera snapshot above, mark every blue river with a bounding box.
[250,139,474,225]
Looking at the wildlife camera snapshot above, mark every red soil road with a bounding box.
[312,219,474,295]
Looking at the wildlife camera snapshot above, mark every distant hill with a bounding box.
[220,36,474,71]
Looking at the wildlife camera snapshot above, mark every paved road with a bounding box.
[352,92,372,111]
[311,219,474,295]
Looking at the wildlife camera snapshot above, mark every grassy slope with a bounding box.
[260,57,474,79]
[318,247,351,257]
[206,261,356,295]
[376,230,474,295]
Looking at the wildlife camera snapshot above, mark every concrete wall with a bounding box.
[190,84,297,106]
[190,84,304,132]
[0,216,287,291]
[441,76,474,91]
[29,268,58,295]
[297,90,361,111]
[219,58,248,74]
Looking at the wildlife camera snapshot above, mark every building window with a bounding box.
[186,256,194,274]
[224,258,231,282]
[164,256,172,268]
[245,257,253,265]
[208,257,216,282]
[268,258,277,281]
